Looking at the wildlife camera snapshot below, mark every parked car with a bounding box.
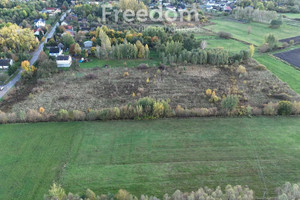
[0,86,4,91]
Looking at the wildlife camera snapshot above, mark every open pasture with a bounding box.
[0,117,300,199]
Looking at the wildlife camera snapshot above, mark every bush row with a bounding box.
[45,184,254,200]
[161,48,250,66]
[0,100,300,124]
[45,182,299,200]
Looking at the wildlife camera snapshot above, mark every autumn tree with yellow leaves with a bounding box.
[0,24,38,53]
[21,60,37,80]
[119,0,147,13]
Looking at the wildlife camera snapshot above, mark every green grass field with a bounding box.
[254,54,300,94]
[206,19,300,46]
[195,35,249,53]
[1,117,300,200]
[80,52,160,68]
[282,13,300,19]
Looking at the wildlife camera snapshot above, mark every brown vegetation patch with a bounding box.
[1,61,299,114]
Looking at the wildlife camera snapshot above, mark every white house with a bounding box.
[34,18,46,28]
[56,55,72,67]
[0,59,13,69]
[49,47,63,57]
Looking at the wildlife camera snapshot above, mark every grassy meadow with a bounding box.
[206,18,300,46]
[195,35,249,53]
[282,13,300,18]
[254,54,300,94]
[80,52,160,68]
[0,117,300,199]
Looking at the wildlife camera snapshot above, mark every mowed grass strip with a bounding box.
[206,19,300,46]
[0,117,300,200]
[0,122,84,200]
[80,52,160,68]
[254,54,300,94]
[194,35,249,53]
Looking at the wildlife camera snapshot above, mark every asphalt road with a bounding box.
[0,11,68,99]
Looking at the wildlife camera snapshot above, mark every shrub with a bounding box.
[277,101,292,115]
[85,73,97,80]
[191,108,210,117]
[26,109,43,122]
[115,189,130,200]
[98,108,113,120]
[292,101,300,115]
[0,110,8,124]
[39,107,45,113]
[249,44,255,57]
[45,184,254,200]
[57,109,69,121]
[263,102,277,115]
[206,89,212,96]
[71,110,86,121]
[45,183,66,200]
[86,110,98,121]
[264,34,278,50]
[255,64,266,70]
[19,110,26,122]
[258,43,270,53]
[7,113,17,123]
[0,73,9,84]
[123,72,129,77]
[236,65,247,76]
[218,31,232,39]
[252,107,262,115]
[221,95,239,113]
[137,63,149,69]
[270,19,283,28]
[282,42,289,48]
[86,189,97,200]
[209,91,220,103]
[276,182,300,200]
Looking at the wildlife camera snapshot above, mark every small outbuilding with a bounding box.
[49,47,63,57]
[0,59,13,69]
[56,55,72,67]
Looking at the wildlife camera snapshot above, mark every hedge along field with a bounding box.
[205,18,300,46]
[254,54,300,94]
[1,117,300,199]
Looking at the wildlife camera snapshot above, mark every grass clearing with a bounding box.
[254,53,300,94]
[282,13,300,19]
[195,35,249,53]
[1,117,300,199]
[206,18,300,46]
[80,52,160,68]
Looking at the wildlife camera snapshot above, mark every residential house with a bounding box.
[64,25,73,31]
[40,8,61,16]
[34,18,46,28]
[56,55,72,67]
[0,59,13,69]
[66,13,78,23]
[34,27,45,37]
[49,47,63,57]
